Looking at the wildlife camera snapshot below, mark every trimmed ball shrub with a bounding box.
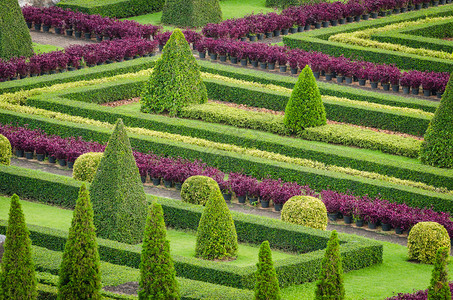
[195,181,238,260]
[254,240,281,300]
[0,134,11,166]
[428,247,451,300]
[72,152,103,182]
[141,29,207,116]
[284,65,326,133]
[90,119,148,244]
[0,0,33,60]
[0,194,37,300]
[58,184,101,300]
[139,202,179,300]
[408,222,451,264]
[161,0,222,27]
[281,196,328,230]
[420,74,453,168]
[181,175,219,206]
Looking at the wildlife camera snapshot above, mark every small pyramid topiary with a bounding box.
[58,184,101,300]
[315,230,345,300]
[428,247,451,300]
[420,74,453,168]
[139,202,179,300]
[0,0,33,60]
[161,0,222,27]
[141,29,207,116]
[195,181,238,260]
[284,65,326,133]
[0,194,37,300]
[254,241,281,300]
[90,119,148,244]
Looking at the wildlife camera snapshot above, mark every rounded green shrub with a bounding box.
[0,134,12,166]
[281,196,328,230]
[408,222,451,264]
[72,152,103,182]
[181,175,219,206]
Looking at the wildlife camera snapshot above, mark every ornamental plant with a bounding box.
[0,194,37,299]
[254,241,281,300]
[73,152,103,182]
[0,134,11,165]
[58,184,101,300]
[427,247,451,300]
[284,65,326,133]
[141,29,207,116]
[408,222,450,264]
[181,175,220,206]
[139,202,179,300]
[281,195,328,230]
[161,0,222,27]
[90,119,148,244]
[315,230,345,300]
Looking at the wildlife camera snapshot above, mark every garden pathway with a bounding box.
[30,30,96,48]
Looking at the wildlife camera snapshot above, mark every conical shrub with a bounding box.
[139,202,179,300]
[0,194,37,299]
[141,29,207,116]
[427,247,451,300]
[90,119,148,244]
[161,0,222,27]
[420,74,453,168]
[254,241,281,300]
[284,65,326,133]
[195,178,238,260]
[58,184,101,300]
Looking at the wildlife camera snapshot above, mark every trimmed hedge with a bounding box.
[161,0,222,27]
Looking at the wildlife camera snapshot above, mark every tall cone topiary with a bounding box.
[420,74,453,168]
[90,119,148,244]
[315,230,345,300]
[0,0,33,60]
[141,29,207,116]
[161,0,222,27]
[139,202,179,300]
[254,241,281,300]
[58,184,101,300]
[284,65,326,133]
[195,178,238,260]
[0,194,37,299]
[427,247,451,300]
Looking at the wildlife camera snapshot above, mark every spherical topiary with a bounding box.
[0,134,12,166]
[181,175,220,206]
[72,152,103,182]
[281,196,328,230]
[408,222,451,264]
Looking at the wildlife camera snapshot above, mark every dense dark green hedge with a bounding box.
[161,0,222,27]
[265,0,302,8]
[57,0,164,18]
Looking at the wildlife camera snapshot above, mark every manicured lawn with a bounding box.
[32,42,63,54]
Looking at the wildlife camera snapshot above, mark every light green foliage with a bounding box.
[161,0,222,27]
[428,247,451,300]
[420,74,453,168]
[315,230,345,300]
[284,65,326,133]
[141,29,207,116]
[408,222,451,264]
[181,175,220,206]
[195,181,238,260]
[72,152,103,182]
[58,184,101,300]
[0,194,37,300]
[139,202,179,300]
[89,119,148,244]
[0,0,33,60]
[254,240,281,300]
[281,196,328,230]
[0,134,11,165]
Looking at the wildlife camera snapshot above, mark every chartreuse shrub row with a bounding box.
[283,4,453,73]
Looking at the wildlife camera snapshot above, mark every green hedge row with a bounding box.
[57,0,164,18]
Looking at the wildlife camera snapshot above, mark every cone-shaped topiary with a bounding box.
[141,29,207,116]
[428,247,451,300]
[284,65,326,133]
[139,202,179,300]
[315,230,345,300]
[90,119,148,244]
[0,134,12,165]
[254,241,281,300]
[58,184,101,300]
[161,0,222,27]
[408,222,451,264]
[0,194,37,300]
[195,181,238,260]
[421,74,453,168]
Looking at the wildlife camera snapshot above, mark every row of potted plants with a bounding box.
[22,6,161,40]
[2,123,453,238]
[0,38,158,81]
[385,283,453,299]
